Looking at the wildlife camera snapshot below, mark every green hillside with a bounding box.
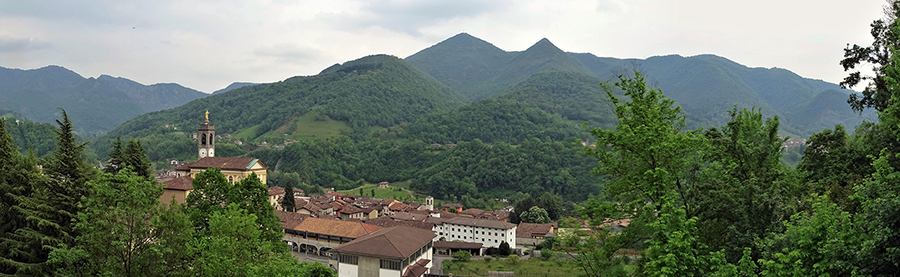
[497,71,618,129]
[401,98,587,144]
[405,33,513,96]
[94,54,467,160]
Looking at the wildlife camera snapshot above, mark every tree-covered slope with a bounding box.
[497,71,618,129]
[212,82,257,95]
[95,54,467,159]
[0,66,207,135]
[401,98,587,144]
[405,33,513,96]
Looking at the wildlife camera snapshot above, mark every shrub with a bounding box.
[484,257,493,262]
[507,255,519,265]
[452,250,471,262]
[541,249,555,260]
[499,241,511,255]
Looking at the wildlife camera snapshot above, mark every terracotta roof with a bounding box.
[460,208,485,216]
[268,186,285,196]
[403,259,430,277]
[367,217,435,230]
[390,212,427,221]
[442,203,463,208]
[177,157,266,171]
[434,241,482,249]
[330,226,436,259]
[446,217,516,230]
[516,222,556,238]
[275,210,310,229]
[287,217,381,238]
[162,176,193,191]
[341,204,365,215]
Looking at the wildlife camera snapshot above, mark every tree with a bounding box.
[520,206,552,224]
[0,118,47,275]
[281,180,296,212]
[841,0,900,112]
[123,139,153,179]
[499,241,511,256]
[452,250,471,262]
[104,137,124,174]
[1,110,93,275]
[48,167,193,277]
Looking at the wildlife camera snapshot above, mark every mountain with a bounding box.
[0,66,208,135]
[95,54,467,160]
[408,33,868,136]
[212,82,257,94]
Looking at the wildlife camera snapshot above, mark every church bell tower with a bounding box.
[198,110,215,159]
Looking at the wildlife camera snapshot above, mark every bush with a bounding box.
[507,255,519,265]
[484,257,493,262]
[452,250,471,262]
[541,249,555,260]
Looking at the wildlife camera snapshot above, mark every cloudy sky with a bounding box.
[0,0,888,93]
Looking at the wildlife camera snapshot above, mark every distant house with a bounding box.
[329,226,435,277]
[377,182,390,189]
[442,203,463,213]
[432,217,517,248]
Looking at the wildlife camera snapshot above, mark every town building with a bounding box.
[160,112,268,204]
[432,217,517,248]
[283,217,382,256]
[329,226,435,277]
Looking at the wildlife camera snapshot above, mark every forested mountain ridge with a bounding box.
[211,82,257,95]
[0,65,208,135]
[409,33,870,136]
[94,54,467,160]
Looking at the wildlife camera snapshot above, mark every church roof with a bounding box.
[176,157,266,171]
[330,226,436,259]
[162,176,193,191]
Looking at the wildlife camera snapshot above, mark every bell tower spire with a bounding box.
[198,110,215,159]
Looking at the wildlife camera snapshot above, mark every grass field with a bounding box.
[444,258,582,277]
[229,110,351,144]
[337,181,425,202]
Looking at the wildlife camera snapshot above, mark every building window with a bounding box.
[380,259,401,270]
[339,254,358,265]
[228,176,234,183]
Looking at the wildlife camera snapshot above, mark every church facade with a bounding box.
[161,112,268,204]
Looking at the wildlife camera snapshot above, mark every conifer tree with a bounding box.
[124,139,153,179]
[105,137,124,174]
[281,180,296,212]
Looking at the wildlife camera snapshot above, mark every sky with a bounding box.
[0,0,889,93]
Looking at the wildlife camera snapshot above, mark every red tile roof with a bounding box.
[403,259,431,277]
[516,222,557,238]
[177,157,265,171]
[268,186,285,196]
[434,241,482,249]
[288,217,382,238]
[162,176,193,191]
[446,217,516,229]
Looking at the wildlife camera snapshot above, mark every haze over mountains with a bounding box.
[0,33,870,148]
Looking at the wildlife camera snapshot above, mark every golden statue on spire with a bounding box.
[205,110,209,123]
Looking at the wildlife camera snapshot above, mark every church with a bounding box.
[161,111,268,204]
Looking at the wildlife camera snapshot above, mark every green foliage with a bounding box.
[499,241,511,256]
[510,192,568,223]
[2,117,57,157]
[519,206,552,224]
[541,249,554,260]
[452,250,471,262]
[498,71,618,129]
[403,98,587,144]
[281,180,296,212]
[507,255,520,265]
[757,195,858,276]
[186,169,283,245]
[841,1,900,112]
[49,168,193,277]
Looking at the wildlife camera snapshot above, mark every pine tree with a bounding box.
[124,139,153,179]
[105,137,124,174]
[0,118,42,275]
[281,180,296,212]
[0,110,93,275]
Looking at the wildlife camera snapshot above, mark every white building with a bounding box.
[330,226,435,277]
[432,217,517,248]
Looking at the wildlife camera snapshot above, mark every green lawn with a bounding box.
[444,258,582,277]
[338,182,421,201]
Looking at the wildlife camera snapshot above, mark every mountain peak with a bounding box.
[524,38,563,55]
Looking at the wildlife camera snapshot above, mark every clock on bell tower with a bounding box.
[198,110,215,159]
